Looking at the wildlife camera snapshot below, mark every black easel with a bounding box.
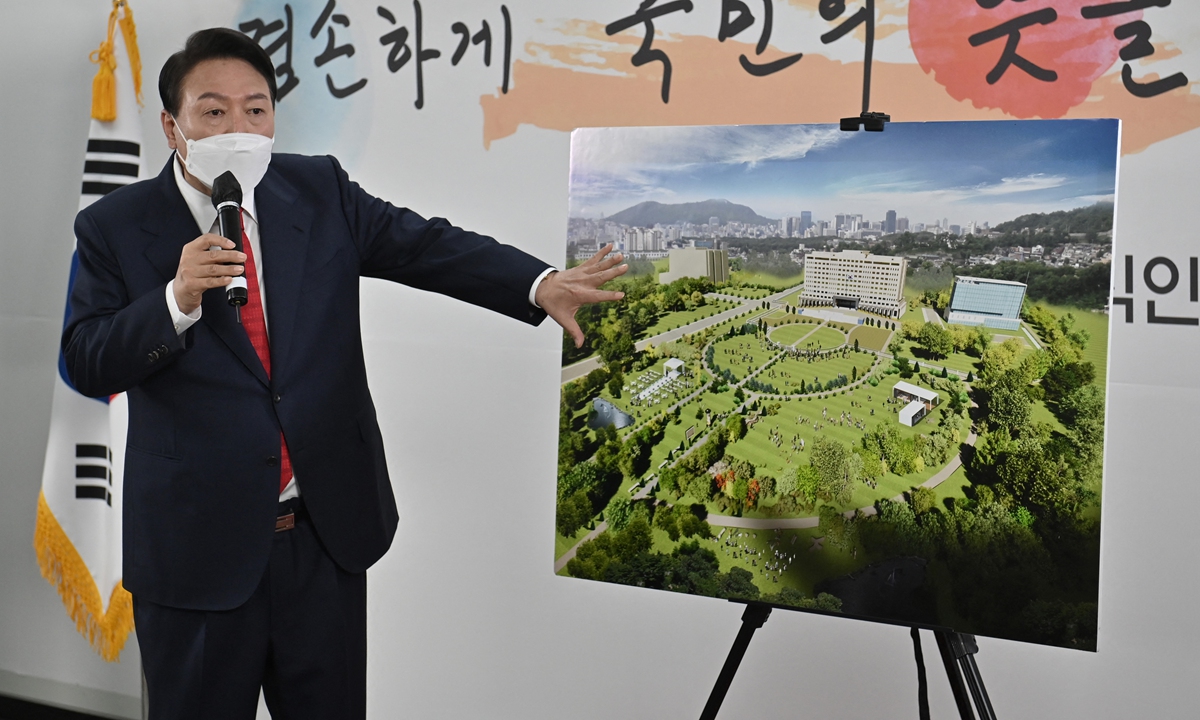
[699,602,997,720]
[698,604,771,720]
[933,630,997,720]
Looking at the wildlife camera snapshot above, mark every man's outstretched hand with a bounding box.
[535,243,628,348]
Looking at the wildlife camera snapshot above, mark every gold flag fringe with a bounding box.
[116,0,143,107]
[33,491,134,662]
[89,0,143,122]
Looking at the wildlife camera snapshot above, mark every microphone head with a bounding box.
[210,171,242,208]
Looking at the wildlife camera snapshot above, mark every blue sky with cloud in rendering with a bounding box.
[568,120,1119,228]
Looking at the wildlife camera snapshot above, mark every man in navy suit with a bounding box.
[63,28,624,719]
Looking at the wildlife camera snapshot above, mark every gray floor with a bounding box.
[0,694,106,720]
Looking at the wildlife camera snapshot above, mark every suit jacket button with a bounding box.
[273,394,282,403]
[266,456,278,467]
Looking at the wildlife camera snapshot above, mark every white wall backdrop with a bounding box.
[2,1,1198,718]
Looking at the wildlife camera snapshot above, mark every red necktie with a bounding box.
[240,214,293,493]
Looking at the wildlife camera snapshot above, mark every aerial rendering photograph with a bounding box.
[555,120,1118,650]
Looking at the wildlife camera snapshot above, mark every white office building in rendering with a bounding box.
[946,276,1028,331]
[800,250,907,318]
[659,248,730,285]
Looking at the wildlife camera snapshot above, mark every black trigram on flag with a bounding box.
[81,139,140,198]
[74,443,113,506]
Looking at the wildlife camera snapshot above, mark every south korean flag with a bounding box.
[34,0,143,662]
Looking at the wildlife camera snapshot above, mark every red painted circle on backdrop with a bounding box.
[908,0,1134,118]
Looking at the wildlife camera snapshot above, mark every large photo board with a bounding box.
[556,120,1118,650]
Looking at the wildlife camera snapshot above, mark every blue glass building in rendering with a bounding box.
[946,276,1028,330]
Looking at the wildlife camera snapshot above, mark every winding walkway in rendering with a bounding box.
[554,521,609,573]
[704,429,979,529]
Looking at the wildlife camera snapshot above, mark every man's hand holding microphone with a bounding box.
[173,171,249,318]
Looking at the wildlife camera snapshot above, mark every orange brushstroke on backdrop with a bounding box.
[481,20,1199,155]
[1149,42,1183,62]
[1067,71,1200,154]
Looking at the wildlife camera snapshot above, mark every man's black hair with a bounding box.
[158,28,277,116]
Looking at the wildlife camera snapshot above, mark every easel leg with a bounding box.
[935,631,997,720]
[699,603,771,720]
[911,627,930,720]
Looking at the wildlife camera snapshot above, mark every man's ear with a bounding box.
[161,110,179,152]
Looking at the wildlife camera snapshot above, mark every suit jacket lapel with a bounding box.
[256,167,312,378]
[142,157,270,388]
[142,159,199,282]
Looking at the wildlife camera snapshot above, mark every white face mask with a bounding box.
[175,122,274,193]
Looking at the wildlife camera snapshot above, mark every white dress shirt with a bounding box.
[164,154,555,500]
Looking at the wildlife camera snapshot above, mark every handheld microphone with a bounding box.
[210,171,248,322]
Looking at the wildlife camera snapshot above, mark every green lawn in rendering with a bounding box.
[691,385,741,416]
[556,523,594,560]
[1036,303,1110,384]
[765,323,810,346]
[980,324,1027,338]
[641,299,739,338]
[643,413,705,483]
[731,271,804,290]
[767,314,823,327]
[769,323,836,346]
[780,289,804,307]
[893,339,985,376]
[643,388,743,462]
[719,285,775,300]
[1029,397,1066,435]
[902,332,1031,375]
[765,353,874,393]
[709,335,784,382]
[932,465,973,506]
[901,302,926,324]
[713,524,868,596]
[848,325,892,352]
[785,326,846,350]
[683,311,773,348]
[644,522,870,598]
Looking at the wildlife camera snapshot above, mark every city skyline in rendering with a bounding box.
[568,121,1119,228]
